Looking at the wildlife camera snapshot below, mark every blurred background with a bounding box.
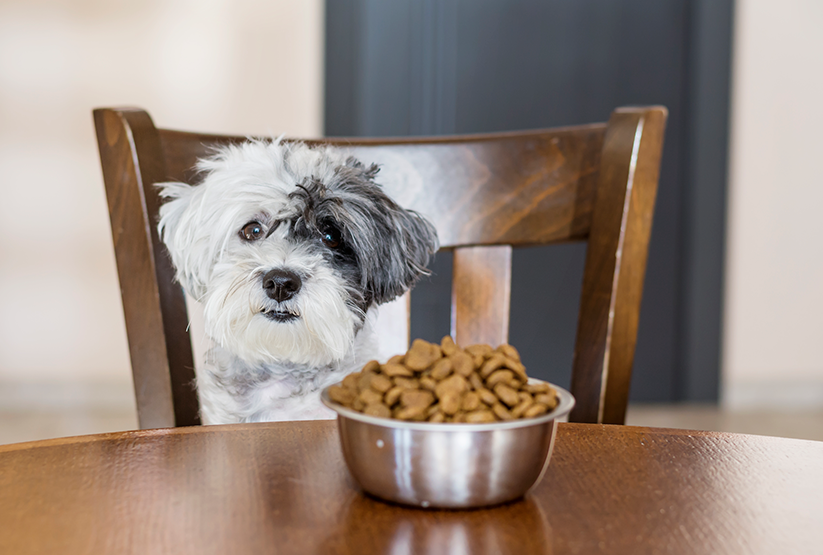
[1,0,821,444]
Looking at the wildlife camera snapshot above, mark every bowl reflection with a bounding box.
[321,494,553,554]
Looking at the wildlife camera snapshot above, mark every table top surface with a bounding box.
[1,420,821,555]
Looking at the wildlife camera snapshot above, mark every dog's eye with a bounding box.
[240,221,265,241]
[321,225,342,248]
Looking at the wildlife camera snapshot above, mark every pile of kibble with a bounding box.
[327,337,558,423]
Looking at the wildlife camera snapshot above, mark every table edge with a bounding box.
[2,421,819,454]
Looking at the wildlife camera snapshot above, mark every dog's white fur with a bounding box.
[157,140,437,424]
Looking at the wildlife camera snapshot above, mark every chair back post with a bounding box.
[93,108,200,429]
[451,245,513,347]
[570,106,668,424]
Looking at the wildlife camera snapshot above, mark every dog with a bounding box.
[157,139,438,424]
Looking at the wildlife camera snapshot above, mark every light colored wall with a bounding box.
[723,0,823,408]
[0,0,324,386]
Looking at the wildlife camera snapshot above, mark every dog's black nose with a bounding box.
[262,269,302,302]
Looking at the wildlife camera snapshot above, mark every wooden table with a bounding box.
[1,421,821,554]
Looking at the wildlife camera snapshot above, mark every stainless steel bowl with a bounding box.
[321,380,575,509]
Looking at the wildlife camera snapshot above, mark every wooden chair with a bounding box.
[93,106,667,429]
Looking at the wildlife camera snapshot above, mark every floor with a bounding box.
[626,404,823,442]
[1,401,821,445]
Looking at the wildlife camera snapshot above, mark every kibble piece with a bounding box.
[382,363,414,377]
[524,382,551,394]
[535,393,559,410]
[479,355,507,378]
[485,369,514,388]
[425,404,441,418]
[364,403,391,418]
[477,387,498,406]
[524,403,549,418]
[461,391,481,412]
[370,374,393,393]
[518,391,534,404]
[492,402,515,421]
[534,393,554,405]
[472,354,485,369]
[428,412,446,423]
[493,383,520,408]
[405,339,442,371]
[495,344,521,362]
[352,398,366,411]
[468,373,485,392]
[395,404,428,420]
[507,361,528,381]
[342,373,360,391]
[434,374,469,399]
[441,335,459,356]
[384,386,403,407]
[450,351,475,377]
[452,411,467,423]
[328,385,355,406]
[393,377,419,389]
[429,358,453,380]
[388,354,405,365]
[439,392,461,415]
[466,344,493,358]
[357,372,375,391]
[465,409,496,423]
[511,399,535,418]
[362,360,381,373]
[359,388,384,406]
[400,389,435,410]
[419,376,438,392]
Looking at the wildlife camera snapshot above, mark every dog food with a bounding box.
[327,337,559,422]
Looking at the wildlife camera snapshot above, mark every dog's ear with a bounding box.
[329,159,439,305]
[156,181,209,300]
[363,205,439,305]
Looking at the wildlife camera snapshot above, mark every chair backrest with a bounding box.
[94,106,667,429]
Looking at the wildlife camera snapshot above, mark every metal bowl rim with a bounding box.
[321,378,575,432]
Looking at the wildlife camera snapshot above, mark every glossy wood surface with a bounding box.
[1,422,820,555]
[93,106,666,428]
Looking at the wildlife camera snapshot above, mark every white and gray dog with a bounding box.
[157,139,438,424]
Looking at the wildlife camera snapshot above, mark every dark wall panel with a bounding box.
[325,0,732,403]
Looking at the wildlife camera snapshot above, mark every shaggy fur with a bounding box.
[157,139,438,424]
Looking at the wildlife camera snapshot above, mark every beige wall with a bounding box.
[0,0,324,385]
[724,0,823,407]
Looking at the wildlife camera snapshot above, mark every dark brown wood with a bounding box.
[93,109,200,428]
[570,107,668,424]
[2,421,821,554]
[93,106,666,427]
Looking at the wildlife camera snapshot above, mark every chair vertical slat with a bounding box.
[451,246,513,347]
[570,107,667,424]
[94,108,200,429]
[601,108,667,424]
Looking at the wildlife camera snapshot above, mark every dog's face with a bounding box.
[157,140,438,367]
